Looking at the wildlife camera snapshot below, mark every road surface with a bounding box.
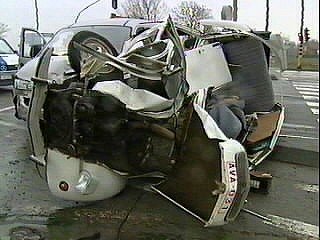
[0,71,318,240]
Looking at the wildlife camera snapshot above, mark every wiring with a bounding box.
[74,0,102,24]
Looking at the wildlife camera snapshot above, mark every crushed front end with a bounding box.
[27,18,250,226]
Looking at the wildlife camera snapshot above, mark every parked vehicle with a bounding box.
[0,38,19,86]
[13,17,284,227]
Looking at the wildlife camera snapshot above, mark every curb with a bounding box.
[269,145,319,168]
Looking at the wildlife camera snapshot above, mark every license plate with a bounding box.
[0,74,12,80]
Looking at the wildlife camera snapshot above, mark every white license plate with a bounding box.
[0,74,12,80]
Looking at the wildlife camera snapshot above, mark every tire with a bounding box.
[222,37,275,114]
[67,31,118,73]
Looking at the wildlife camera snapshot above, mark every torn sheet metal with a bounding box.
[92,80,174,112]
[185,43,232,94]
[28,47,54,166]
[76,17,189,119]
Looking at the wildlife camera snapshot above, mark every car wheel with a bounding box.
[68,31,118,73]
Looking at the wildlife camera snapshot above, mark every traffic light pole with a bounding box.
[112,0,118,9]
[297,0,304,70]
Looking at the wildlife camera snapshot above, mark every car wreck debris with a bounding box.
[20,17,284,227]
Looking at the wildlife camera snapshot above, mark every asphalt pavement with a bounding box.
[272,70,319,167]
[0,71,319,240]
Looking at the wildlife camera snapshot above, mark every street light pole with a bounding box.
[233,0,238,21]
[34,0,39,30]
[265,0,269,32]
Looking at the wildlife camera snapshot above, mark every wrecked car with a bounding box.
[14,17,284,227]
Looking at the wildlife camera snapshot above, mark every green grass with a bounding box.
[272,56,319,72]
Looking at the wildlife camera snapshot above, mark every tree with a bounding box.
[172,1,212,29]
[121,0,168,21]
[305,39,319,56]
[0,23,9,37]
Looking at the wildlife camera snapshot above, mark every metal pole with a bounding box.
[297,0,304,70]
[233,0,238,21]
[34,0,39,30]
[265,0,269,31]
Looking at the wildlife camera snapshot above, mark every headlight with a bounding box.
[14,79,33,90]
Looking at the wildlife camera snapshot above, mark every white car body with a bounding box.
[0,38,19,85]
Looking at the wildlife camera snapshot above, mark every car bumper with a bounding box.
[13,78,33,120]
[46,149,127,201]
[206,140,250,226]
[0,70,17,86]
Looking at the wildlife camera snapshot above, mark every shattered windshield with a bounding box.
[0,39,15,54]
[46,25,132,56]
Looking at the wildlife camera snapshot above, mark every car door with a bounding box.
[19,28,52,67]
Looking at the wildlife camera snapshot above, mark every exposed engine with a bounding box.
[43,82,179,174]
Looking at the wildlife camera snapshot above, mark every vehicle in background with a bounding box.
[0,38,19,86]
[13,17,284,227]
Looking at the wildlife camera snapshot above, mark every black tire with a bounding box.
[67,31,118,73]
[222,37,275,114]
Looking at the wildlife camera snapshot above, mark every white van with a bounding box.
[0,38,19,85]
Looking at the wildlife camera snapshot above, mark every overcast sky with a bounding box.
[0,0,319,49]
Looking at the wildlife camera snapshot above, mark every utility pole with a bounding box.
[34,0,39,30]
[112,0,118,9]
[233,0,238,21]
[265,0,269,31]
[297,0,304,70]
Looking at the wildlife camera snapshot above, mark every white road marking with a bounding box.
[307,102,319,107]
[283,123,316,129]
[295,184,319,193]
[264,215,319,239]
[299,91,319,96]
[294,84,319,88]
[294,78,320,118]
[0,120,25,130]
[0,106,15,113]
[303,95,319,101]
[279,134,319,140]
[311,108,319,115]
[296,87,319,92]
[293,80,319,83]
